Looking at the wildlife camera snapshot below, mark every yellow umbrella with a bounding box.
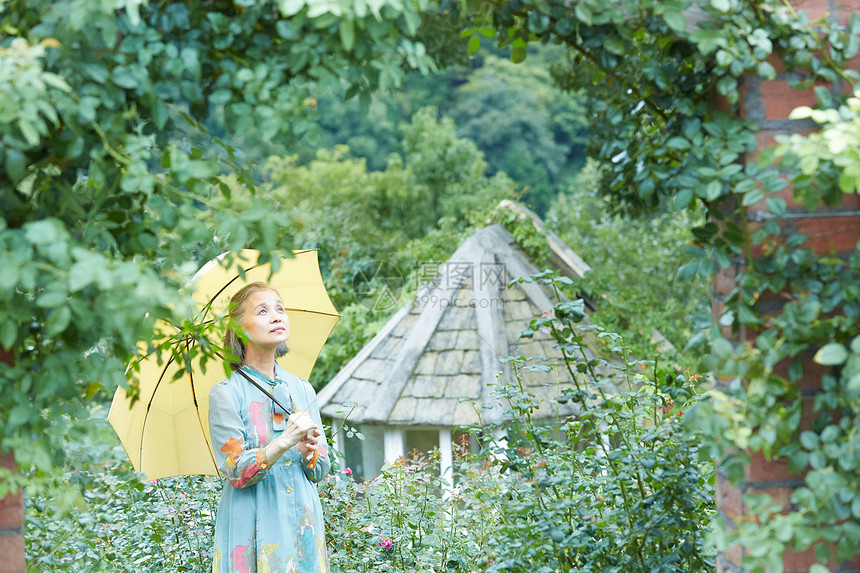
[108,249,340,480]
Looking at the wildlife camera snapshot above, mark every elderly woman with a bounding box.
[208,281,331,573]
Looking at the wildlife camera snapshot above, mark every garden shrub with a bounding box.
[26,283,714,572]
[317,274,715,572]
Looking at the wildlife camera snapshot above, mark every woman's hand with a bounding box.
[297,428,321,462]
[278,411,317,451]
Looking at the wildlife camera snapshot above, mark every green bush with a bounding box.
[25,417,219,572]
[26,287,714,572]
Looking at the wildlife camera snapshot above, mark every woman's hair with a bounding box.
[223,281,288,369]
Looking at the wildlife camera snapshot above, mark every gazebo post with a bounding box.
[439,428,454,497]
[383,428,405,464]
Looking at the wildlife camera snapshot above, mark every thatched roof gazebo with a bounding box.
[318,214,620,482]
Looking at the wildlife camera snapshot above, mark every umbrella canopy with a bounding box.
[108,249,340,480]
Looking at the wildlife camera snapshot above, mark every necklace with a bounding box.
[241,364,279,386]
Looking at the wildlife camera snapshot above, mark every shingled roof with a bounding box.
[317,223,612,427]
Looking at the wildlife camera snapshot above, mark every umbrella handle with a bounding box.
[235,367,292,415]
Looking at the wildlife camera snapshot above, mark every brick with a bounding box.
[788,0,831,21]
[0,536,24,573]
[716,473,743,519]
[747,486,794,514]
[837,554,860,570]
[784,545,820,573]
[766,53,788,74]
[772,351,828,391]
[799,394,821,433]
[746,450,803,482]
[834,0,860,25]
[0,488,22,531]
[0,454,21,532]
[713,266,737,298]
[786,214,860,255]
[723,538,745,567]
[840,194,860,209]
[711,300,735,340]
[751,289,792,320]
[758,81,820,121]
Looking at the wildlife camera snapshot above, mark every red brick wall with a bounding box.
[0,349,23,573]
[713,2,860,571]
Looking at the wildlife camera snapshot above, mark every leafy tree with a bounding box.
[297,44,588,215]
[539,161,711,364]
[449,50,588,214]
[230,109,516,384]
[454,0,860,569]
[0,0,432,496]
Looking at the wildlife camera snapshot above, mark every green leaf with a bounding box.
[741,188,764,206]
[36,290,67,308]
[0,321,17,350]
[575,3,592,25]
[665,137,691,150]
[68,262,94,292]
[604,37,625,56]
[704,179,723,200]
[713,337,733,358]
[467,35,480,56]
[676,261,698,281]
[339,19,355,51]
[278,0,306,16]
[19,120,40,146]
[766,196,787,218]
[814,342,848,365]
[511,42,527,63]
[6,148,26,182]
[46,306,72,336]
[662,9,686,33]
[799,431,819,450]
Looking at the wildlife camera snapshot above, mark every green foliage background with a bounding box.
[5,0,860,571]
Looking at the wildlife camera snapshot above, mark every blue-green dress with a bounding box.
[208,363,331,573]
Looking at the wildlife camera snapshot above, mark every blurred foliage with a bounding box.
[543,161,711,365]
[24,406,220,572]
[215,108,516,387]
[448,50,587,214]
[450,0,860,568]
[298,46,588,215]
[0,0,433,485]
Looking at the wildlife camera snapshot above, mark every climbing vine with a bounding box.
[451,0,860,569]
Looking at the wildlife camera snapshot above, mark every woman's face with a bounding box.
[240,289,290,350]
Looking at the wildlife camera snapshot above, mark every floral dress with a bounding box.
[208,363,331,573]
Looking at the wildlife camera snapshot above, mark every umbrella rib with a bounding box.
[197,270,253,323]
[187,348,220,474]
[139,349,178,469]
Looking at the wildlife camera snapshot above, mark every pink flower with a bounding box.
[343,467,353,475]
[378,536,393,550]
